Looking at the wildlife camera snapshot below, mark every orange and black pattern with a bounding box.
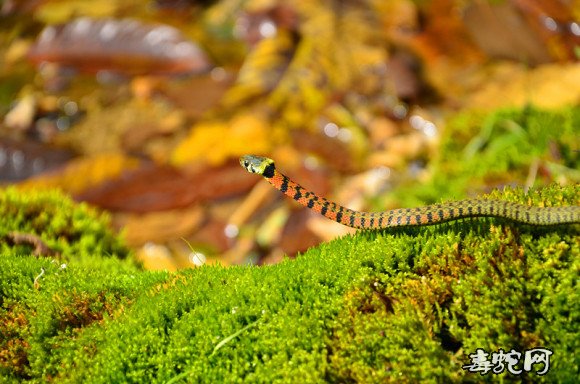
[240,155,580,229]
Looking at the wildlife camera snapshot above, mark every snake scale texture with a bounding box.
[240,155,580,229]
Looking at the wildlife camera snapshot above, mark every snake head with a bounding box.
[239,155,275,175]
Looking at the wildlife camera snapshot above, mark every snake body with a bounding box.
[240,155,580,229]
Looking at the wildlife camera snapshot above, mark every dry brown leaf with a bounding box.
[76,160,257,212]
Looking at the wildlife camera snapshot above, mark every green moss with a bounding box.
[1,184,578,382]
[0,187,135,266]
[0,187,145,380]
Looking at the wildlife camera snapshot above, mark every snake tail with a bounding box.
[240,155,580,229]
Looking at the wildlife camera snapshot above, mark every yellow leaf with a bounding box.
[171,112,281,166]
[35,0,119,24]
[18,153,140,195]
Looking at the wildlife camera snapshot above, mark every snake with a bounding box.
[239,155,580,229]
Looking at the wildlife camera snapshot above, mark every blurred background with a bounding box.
[1,0,579,269]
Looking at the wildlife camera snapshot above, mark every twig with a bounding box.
[33,267,45,290]
[5,231,60,257]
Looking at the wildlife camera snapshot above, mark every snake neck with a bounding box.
[261,162,276,179]
[265,168,361,226]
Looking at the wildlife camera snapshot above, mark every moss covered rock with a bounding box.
[1,184,578,382]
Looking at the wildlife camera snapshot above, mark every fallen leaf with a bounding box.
[17,152,138,193]
[28,18,211,76]
[76,160,257,212]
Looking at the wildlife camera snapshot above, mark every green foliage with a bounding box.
[384,106,580,209]
[442,106,579,179]
[1,184,577,382]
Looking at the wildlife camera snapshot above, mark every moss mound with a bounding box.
[1,185,578,383]
[0,187,133,264]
